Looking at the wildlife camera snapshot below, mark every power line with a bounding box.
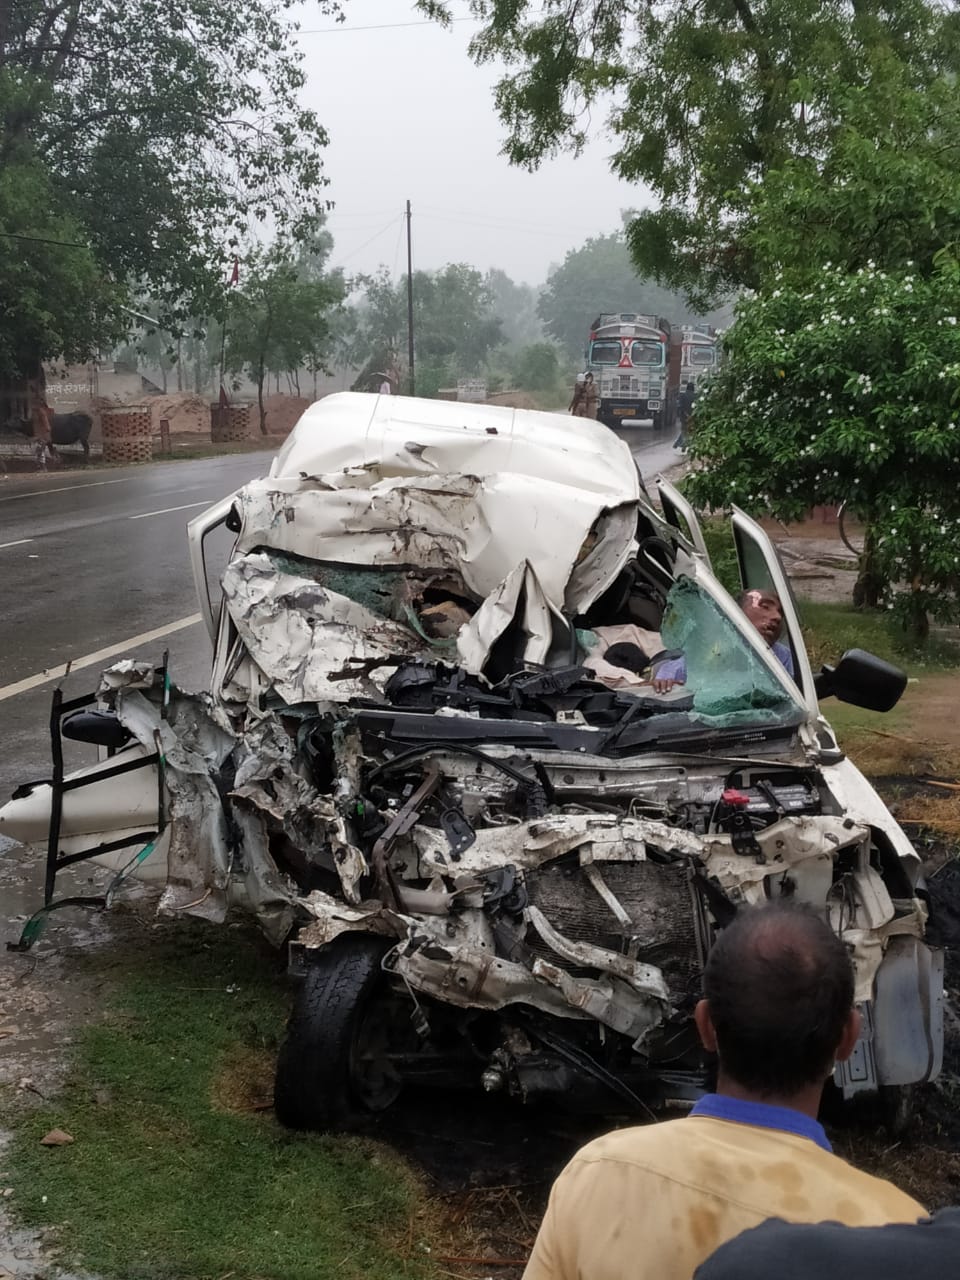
[392,212,406,277]
[297,17,473,35]
[419,205,602,236]
[336,213,405,265]
[416,211,588,240]
[0,230,88,248]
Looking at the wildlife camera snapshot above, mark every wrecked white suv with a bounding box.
[1,393,943,1129]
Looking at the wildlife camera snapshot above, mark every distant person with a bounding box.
[581,371,599,420]
[379,377,392,395]
[653,587,793,693]
[696,1211,960,1280]
[674,379,696,450]
[522,902,925,1280]
[569,373,586,416]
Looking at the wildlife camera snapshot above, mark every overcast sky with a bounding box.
[293,0,651,287]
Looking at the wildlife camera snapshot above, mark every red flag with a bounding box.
[228,257,239,286]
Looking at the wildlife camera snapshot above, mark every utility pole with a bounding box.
[406,199,415,396]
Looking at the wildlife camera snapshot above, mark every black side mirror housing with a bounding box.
[62,709,132,749]
[814,648,907,713]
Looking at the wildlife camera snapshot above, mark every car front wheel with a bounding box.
[274,934,406,1132]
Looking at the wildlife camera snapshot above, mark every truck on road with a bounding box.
[585,312,673,430]
[673,323,719,393]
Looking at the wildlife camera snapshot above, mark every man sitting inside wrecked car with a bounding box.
[652,587,794,693]
[522,903,925,1280]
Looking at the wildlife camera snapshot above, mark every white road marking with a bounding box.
[0,613,203,704]
[0,478,131,504]
[0,538,33,549]
[128,501,212,520]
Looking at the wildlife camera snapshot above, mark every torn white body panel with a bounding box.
[1,393,942,1112]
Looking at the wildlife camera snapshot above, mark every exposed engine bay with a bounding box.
[0,394,942,1125]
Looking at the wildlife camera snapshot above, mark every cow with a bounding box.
[2,411,93,462]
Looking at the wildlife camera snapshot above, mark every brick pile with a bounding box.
[210,403,253,442]
[101,406,153,464]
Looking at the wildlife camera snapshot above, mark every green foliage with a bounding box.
[3,921,431,1280]
[536,231,729,361]
[225,234,346,431]
[510,342,563,391]
[0,0,341,375]
[348,264,502,393]
[0,156,125,378]
[687,259,960,638]
[420,0,960,305]
[484,268,544,346]
[698,517,741,597]
[746,59,960,281]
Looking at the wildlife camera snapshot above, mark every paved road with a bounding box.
[0,424,678,847]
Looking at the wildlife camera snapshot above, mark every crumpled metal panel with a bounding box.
[230,469,638,635]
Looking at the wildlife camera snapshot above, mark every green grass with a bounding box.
[2,921,434,1280]
[799,600,960,673]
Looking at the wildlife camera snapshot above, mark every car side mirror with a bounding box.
[62,709,132,749]
[814,648,907,713]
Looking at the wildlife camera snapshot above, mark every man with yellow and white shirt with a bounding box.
[523,902,925,1280]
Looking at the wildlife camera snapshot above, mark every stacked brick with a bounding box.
[210,403,253,442]
[101,406,153,464]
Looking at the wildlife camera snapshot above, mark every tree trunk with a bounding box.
[853,521,885,609]
[903,554,929,647]
[176,338,183,392]
[257,361,267,435]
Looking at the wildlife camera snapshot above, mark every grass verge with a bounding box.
[1,920,434,1280]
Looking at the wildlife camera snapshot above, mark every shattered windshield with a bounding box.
[658,576,803,727]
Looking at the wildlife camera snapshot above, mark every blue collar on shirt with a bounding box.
[691,1093,832,1152]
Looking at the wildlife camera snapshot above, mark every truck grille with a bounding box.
[600,375,663,399]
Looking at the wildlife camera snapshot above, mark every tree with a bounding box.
[421,0,960,305]
[745,59,960,283]
[537,231,729,362]
[484,269,543,347]
[686,260,960,643]
[685,59,960,641]
[0,155,124,382]
[348,264,502,394]
[510,342,563,392]
[225,239,346,433]
[0,0,340,380]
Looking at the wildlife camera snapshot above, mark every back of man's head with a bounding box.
[703,903,854,1097]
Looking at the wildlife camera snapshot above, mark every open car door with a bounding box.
[187,495,238,643]
[730,506,817,715]
[657,477,712,566]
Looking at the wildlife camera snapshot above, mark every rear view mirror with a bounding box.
[814,648,907,713]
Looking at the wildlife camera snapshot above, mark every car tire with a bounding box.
[880,1083,916,1138]
[274,934,402,1132]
